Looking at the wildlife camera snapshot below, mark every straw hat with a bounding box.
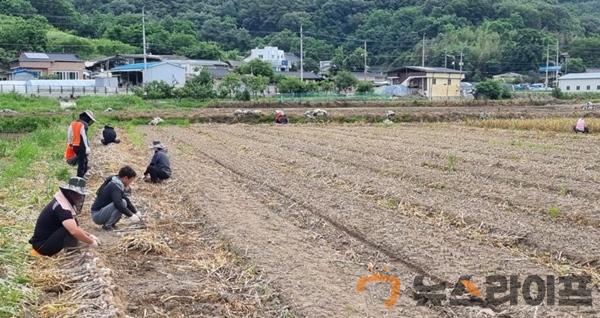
[80,110,97,122]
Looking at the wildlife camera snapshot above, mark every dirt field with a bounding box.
[106,103,592,123]
[34,122,600,317]
[131,123,600,317]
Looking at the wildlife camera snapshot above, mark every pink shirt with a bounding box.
[576,118,586,131]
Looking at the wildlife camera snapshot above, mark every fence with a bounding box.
[0,84,133,97]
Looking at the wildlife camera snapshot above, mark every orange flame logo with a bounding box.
[356,273,401,309]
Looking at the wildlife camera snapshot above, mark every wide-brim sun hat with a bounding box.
[59,176,89,195]
[80,110,97,122]
[149,140,166,149]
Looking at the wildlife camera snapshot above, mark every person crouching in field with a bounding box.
[573,118,590,134]
[101,125,121,145]
[29,177,100,256]
[275,110,288,124]
[91,166,142,231]
[144,141,171,183]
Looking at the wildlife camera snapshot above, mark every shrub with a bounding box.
[218,73,242,98]
[334,71,358,92]
[551,87,564,99]
[235,90,251,101]
[0,116,57,133]
[278,77,306,93]
[135,81,175,99]
[76,95,146,111]
[447,154,458,172]
[548,206,561,218]
[356,81,374,94]
[476,79,507,100]
[180,69,215,99]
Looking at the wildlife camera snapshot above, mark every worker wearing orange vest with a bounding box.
[66,110,96,178]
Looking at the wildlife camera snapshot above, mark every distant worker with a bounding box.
[66,110,96,178]
[275,110,288,124]
[91,166,141,231]
[144,141,171,183]
[29,177,100,256]
[573,118,590,134]
[101,125,121,145]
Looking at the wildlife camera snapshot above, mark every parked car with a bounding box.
[529,83,551,91]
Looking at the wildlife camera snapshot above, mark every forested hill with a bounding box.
[1,0,599,80]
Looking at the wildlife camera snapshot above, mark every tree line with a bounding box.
[0,0,599,80]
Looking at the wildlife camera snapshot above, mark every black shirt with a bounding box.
[149,150,171,176]
[102,126,117,143]
[91,176,137,216]
[29,199,74,247]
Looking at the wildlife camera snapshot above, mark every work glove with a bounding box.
[86,147,91,155]
[130,213,142,223]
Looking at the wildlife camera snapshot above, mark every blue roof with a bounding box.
[111,62,162,71]
[538,65,562,72]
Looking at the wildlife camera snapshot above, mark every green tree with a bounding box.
[218,72,242,98]
[0,15,48,58]
[242,75,268,97]
[181,69,215,99]
[177,42,223,59]
[331,47,366,72]
[569,37,600,67]
[356,81,374,94]
[93,38,139,56]
[334,71,358,92]
[504,29,548,72]
[137,81,175,99]
[564,57,586,74]
[237,59,275,81]
[0,0,36,16]
[278,76,305,93]
[475,79,511,100]
[319,80,335,92]
[200,17,251,50]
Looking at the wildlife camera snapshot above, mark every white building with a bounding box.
[244,46,290,71]
[558,73,600,93]
[110,62,186,87]
[165,59,230,78]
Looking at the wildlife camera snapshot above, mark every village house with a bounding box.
[558,72,600,93]
[86,54,176,75]
[110,62,186,87]
[9,52,85,80]
[164,59,231,79]
[244,46,292,72]
[386,66,465,99]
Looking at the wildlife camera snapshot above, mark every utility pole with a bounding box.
[555,38,560,84]
[545,44,550,89]
[459,49,463,73]
[363,40,367,81]
[300,24,304,82]
[142,6,147,71]
[421,34,426,67]
[444,50,447,69]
